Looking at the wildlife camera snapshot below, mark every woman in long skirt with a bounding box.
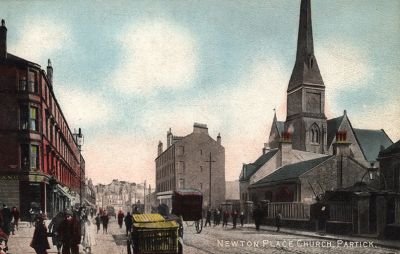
[82,216,96,253]
[30,215,50,254]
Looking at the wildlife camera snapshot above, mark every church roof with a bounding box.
[327,115,344,147]
[250,155,333,187]
[379,140,400,157]
[239,149,278,181]
[353,128,393,162]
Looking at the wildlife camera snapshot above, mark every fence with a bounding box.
[328,201,352,222]
[265,202,310,220]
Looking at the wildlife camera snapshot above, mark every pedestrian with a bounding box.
[222,210,229,227]
[253,205,263,231]
[0,226,8,254]
[90,209,94,219]
[30,214,50,254]
[216,209,221,226]
[48,212,65,254]
[11,207,19,232]
[95,214,101,234]
[275,211,282,232]
[0,204,11,236]
[231,210,238,229]
[29,208,35,227]
[239,211,245,227]
[117,210,124,229]
[101,212,109,234]
[82,215,96,253]
[204,209,211,227]
[58,210,81,254]
[124,212,132,236]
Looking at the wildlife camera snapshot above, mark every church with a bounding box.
[239,0,393,205]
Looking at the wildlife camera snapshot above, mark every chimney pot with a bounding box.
[0,18,7,61]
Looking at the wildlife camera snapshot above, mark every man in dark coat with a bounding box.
[95,214,101,234]
[124,212,133,236]
[0,204,12,235]
[253,205,263,231]
[58,211,81,254]
[204,209,212,227]
[222,210,229,227]
[275,211,282,232]
[11,207,19,232]
[30,215,50,254]
[101,212,109,234]
[231,210,238,229]
[48,212,65,254]
[117,210,124,229]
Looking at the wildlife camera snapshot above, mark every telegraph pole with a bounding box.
[205,153,216,208]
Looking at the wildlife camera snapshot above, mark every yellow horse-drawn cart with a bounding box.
[128,214,182,254]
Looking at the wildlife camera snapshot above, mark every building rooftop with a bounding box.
[353,128,392,162]
[250,155,333,187]
[239,149,279,181]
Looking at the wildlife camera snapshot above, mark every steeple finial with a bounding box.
[288,0,324,92]
[273,108,277,122]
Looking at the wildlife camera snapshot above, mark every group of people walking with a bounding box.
[30,207,96,254]
[204,208,245,229]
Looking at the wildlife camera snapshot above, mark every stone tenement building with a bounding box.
[95,179,144,213]
[156,123,225,209]
[0,20,85,219]
[239,0,393,205]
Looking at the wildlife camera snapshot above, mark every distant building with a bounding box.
[0,20,85,219]
[84,178,96,208]
[225,180,240,201]
[94,179,143,213]
[155,123,225,208]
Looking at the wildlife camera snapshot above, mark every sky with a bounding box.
[1,0,399,186]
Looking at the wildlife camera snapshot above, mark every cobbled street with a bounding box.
[6,219,400,254]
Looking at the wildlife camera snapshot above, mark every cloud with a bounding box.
[351,102,400,142]
[133,57,289,182]
[317,39,372,112]
[55,85,115,129]
[111,20,198,95]
[83,134,156,185]
[10,18,72,65]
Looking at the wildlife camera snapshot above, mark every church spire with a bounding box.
[288,0,324,92]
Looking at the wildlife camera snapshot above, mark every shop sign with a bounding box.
[29,174,44,183]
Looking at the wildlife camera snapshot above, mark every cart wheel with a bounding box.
[195,219,203,233]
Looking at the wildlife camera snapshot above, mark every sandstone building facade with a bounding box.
[155,123,225,209]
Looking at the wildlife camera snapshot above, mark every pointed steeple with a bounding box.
[288,0,324,92]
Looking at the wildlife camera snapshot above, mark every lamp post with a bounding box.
[77,128,84,206]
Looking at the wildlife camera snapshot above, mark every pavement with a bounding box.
[241,223,400,251]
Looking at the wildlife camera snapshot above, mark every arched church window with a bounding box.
[310,124,320,144]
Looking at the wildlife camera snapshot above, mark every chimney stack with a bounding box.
[158,141,163,156]
[193,123,208,134]
[167,128,172,148]
[333,131,351,157]
[0,19,7,61]
[217,133,221,145]
[47,59,53,86]
[279,131,293,166]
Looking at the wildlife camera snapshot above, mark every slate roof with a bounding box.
[250,155,333,187]
[353,129,393,162]
[379,139,400,157]
[239,149,279,181]
[6,53,41,67]
[327,115,344,147]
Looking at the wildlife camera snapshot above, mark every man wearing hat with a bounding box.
[58,210,81,254]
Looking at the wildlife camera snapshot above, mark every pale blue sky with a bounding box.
[1,0,399,184]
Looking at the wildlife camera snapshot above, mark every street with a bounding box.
[182,224,399,254]
[6,219,399,254]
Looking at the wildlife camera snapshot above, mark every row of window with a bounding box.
[157,178,175,192]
